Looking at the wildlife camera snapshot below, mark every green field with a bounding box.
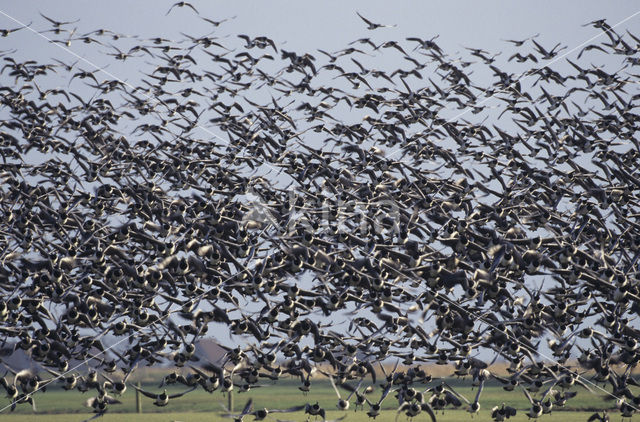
[0,410,623,422]
[0,379,628,421]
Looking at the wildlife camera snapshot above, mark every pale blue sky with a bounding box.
[1,1,638,363]
[3,1,639,61]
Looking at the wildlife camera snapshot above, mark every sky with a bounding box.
[1,1,639,364]
[3,1,638,141]
[2,1,639,64]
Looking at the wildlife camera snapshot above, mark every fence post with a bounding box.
[136,380,142,413]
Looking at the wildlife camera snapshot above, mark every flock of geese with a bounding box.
[0,4,639,422]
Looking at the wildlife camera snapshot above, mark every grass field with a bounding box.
[0,410,622,421]
[0,378,627,421]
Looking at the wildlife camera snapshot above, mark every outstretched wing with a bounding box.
[168,386,197,399]
[270,405,306,413]
[421,402,437,422]
[356,12,373,26]
[132,385,157,399]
